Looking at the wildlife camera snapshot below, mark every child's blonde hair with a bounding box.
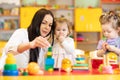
[55,16,72,37]
[99,11,120,30]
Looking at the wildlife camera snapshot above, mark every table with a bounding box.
[0,70,120,80]
[0,75,120,80]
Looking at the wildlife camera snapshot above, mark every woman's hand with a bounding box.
[29,36,50,48]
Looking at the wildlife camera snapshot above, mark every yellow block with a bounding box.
[107,52,117,60]
[106,52,118,65]
[6,53,16,64]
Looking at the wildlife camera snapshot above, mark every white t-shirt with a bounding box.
[52,37,75,68]
[1,29,47,69]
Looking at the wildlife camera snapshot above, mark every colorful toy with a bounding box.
[98,52,119,74]
[27,62,43,75]
[3,53,19,76]
[61,58,72,72]
[102,65,113,74]
[22,68,28,76]
[72,54,89,71]
[98,64,103,72]
[98,63,113,74]
[45,47,54,71]
[113,68,120,74]
[18,68,24,75]
[91,58,103,70]
[99,54,113,74]
[77,33,84,42]
[106,52,119,69]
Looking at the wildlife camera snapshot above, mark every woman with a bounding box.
[1,8,55,68]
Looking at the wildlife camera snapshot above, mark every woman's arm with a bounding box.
[4,29,26,55]
[17,36,50,53]
[17,42,31,53]
[106,45,120,55]
[5,29,50,55]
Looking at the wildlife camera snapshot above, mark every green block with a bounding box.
[4,64,17,70]
[74,64,88,67]
[45,65,53,71]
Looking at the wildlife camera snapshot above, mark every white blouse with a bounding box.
[2,29,47,68]
[52,37,75,68]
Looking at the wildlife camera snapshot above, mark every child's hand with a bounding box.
[102,42,108,51]
[106,45,116,52]
[58,35,65,43]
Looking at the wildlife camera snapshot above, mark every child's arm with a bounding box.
[97,49,106,57]
[106,45,120,55]
[60,37,75,54]
[56,34,75,54]
[97,40,107,57]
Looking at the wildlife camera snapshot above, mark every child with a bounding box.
[97,11,120,57]
[52,17,75,69]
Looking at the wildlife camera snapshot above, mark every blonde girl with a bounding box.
[52,17,75,69]
[97,11,120,57]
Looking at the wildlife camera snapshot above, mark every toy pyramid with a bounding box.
[44,47,54,71]
[3,53,18,76]
[72,54,89,71]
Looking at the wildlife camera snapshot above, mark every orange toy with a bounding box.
[114,68,120,74]
[61,58,72,72]
[27,62,43,75]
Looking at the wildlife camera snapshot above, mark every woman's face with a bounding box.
[40,14,53,37]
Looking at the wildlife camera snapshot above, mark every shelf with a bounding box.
[0,15,19,20]
[101,0,120,4]
[101,0,120,11]
[0,15,19,17]
[0,3,19,41]
[50,8,74,10]
[77,43,98,51]
[0,30,15,41]
[102,2,120,4]
[74,32,102,51]
[77,41,98,44]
